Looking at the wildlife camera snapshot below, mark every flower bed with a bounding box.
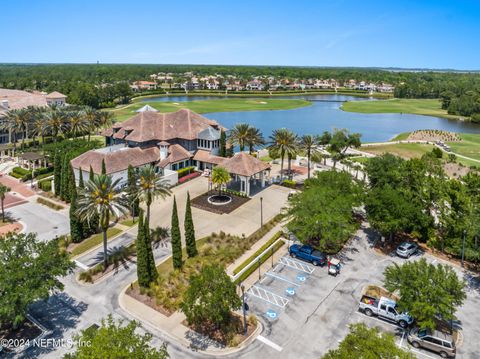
[178,171,201,184]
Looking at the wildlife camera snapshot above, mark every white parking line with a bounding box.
[399,331,405,347]
[353,311,401,329]
[256,335,283,352]
[74,260,89,270]
[265,272,300,287]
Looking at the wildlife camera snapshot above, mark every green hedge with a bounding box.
[9,172,24,179]
[281,179,296,188]
[233,231,283,275]
[177,166,195,178]
[234,240,285,284]
[39,180,52,192]
[10,166,53,181]
[11,166,30,176]
[37,197,64,210]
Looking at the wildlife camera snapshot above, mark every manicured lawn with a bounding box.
[390,132,411,141]
[110,98,311,121]
[350,156,370,164]
[70,227,123,257]
[361,143,435,159]
[120,218,137,227]
[447,133,480,161]
[341,98,457,119]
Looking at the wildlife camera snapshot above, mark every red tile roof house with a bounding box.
[0,88,67,144]
[70,106,271,195]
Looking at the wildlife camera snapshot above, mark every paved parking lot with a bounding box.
[238,222,480,359]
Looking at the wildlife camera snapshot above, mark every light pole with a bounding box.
[461,229,466,268]
[240,284,247,336]
[260,196,263,227]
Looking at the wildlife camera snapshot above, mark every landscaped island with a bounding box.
[341,98,459,120]
[110,98,311,121]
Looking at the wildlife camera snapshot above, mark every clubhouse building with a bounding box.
[70,105,270,196]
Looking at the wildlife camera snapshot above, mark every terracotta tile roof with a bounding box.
[193,150,225,165]
[70,146,159,174]
[106,109,226,143]
[221,152,271,177]
[0,88,48,116]
[46,91,66,98]
[158,144,192,168]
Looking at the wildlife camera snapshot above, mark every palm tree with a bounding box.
[0,184,11,222]
[246,126,265,154]
[228,123,250,152]
[27,106,48,146]
[1,108,30,150]
[43,109,67,142]
[68,110,89,138]
[84,107,100,141]
[97,111,114,130]
[269,128,298,180]
[300,134,319,179]
[211,166,231,195]
[136,165,171,222]
[76,174,129,268]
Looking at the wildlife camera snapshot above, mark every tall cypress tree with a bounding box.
[184,192,197,258]
[101,159,106,175]
[60,155,69,201]
[171,196,182,269]
[127,165,140,220]
[69,165,83,243]
[219,131,227,157]
[53,151,62,195]
[136,210,149,288]
[78,167,84,188]
[144,215,158,283]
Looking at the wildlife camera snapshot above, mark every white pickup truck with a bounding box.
[359,295,413,328]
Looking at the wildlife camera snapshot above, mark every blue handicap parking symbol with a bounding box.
[266,309,277,319]
[296,274,306,282]
[285,287,295,296]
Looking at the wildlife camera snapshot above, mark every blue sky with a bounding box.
[1,0,479,69]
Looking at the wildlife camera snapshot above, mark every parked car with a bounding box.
[408,328,456,358]
[289,244,326,266]
[359,295,413,328]
[396,242,418,258]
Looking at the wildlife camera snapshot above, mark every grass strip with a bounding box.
[71,227,122,257]
[233,231,283,275]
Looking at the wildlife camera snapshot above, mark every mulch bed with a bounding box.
[0,319,42,353]
[191,191,250,214]
[182,313,256,347]
[126,285,173,317]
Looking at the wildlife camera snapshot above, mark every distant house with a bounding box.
[377,83,395,92]
[246,80,265,91]
[130,81,157,91]
[46,91,67,106]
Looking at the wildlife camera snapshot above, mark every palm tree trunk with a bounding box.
[102,228,108,269]
[147,204,151,224]
[287,154,292,178]
[307,150,311,179]
[1,199,4,222]
[280,153,285,181]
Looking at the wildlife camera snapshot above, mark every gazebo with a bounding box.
[18,152,46,169]
[221,152,271,196]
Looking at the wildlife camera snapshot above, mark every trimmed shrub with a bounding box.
[37,197,64,210]
[281,179,297,188]
[178,171,200,184]
[177,166,195,178]
[39,180,52,192]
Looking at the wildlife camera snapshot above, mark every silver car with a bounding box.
[408,328,456,358]
[396,242,418,258]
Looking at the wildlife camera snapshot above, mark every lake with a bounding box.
[141,94,480,142]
